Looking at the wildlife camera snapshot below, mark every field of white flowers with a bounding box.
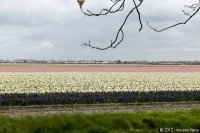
[0,72,200,94]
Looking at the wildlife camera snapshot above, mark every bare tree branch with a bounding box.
[77,0,199,50]
[80,0,143,50]
[132,0,143,31]
[81,0,126,16]
[147,1,200,32]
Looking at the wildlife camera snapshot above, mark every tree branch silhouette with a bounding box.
[78,0,199,50]
[147,1,200,32]
[80,0,143,50]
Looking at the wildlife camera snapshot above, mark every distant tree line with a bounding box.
[1,59,200,65]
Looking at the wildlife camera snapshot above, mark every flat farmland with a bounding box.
[0,64,200,115]
[0,64,200,72]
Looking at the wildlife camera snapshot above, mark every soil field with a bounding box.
[0,102,199,116]
[0,64,200,72]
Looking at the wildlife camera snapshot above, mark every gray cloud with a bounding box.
[0,0,199,61]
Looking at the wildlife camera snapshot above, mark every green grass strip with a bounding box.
[0,109,200,133]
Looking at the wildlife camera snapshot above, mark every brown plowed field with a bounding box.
[1,102,200,116]
[0,64,200,72]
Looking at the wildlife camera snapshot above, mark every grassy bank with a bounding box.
[0,109,200,133]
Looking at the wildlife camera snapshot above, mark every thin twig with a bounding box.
[147,1,200,32]
[79,0,199,50]
[82,0,143,50]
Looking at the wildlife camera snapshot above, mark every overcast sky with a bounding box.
[0,0,199,61]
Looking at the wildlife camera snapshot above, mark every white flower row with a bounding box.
[0,72,200,94]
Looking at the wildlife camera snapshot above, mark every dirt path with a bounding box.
[0,102,200,116]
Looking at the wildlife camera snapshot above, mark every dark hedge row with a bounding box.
[0,91,200,106]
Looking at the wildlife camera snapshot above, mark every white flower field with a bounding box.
[0,72,200,94]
